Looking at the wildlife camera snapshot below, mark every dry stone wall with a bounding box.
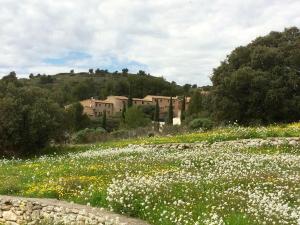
[0,196,148,225]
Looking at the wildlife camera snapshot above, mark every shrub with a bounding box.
[73,128,107,144]
[162,124,188,135]
[124,106,151,129]
[111,126,153,139]
[189,118,213,131]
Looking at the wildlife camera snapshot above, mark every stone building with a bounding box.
[80,98,114,119]
[79,95,190,120]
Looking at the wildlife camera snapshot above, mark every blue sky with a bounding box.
[43,51,92,66]
[0,0,299,85]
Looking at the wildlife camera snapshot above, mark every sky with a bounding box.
[0,0,299,85]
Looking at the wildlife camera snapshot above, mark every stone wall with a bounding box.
[0,196,148,225]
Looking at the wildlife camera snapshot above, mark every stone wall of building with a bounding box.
[0,196,148,225]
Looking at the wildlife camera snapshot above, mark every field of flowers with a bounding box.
[1,124,300,225]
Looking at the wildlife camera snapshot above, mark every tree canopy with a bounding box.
[211,27,300,125]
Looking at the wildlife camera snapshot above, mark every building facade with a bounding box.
[79,95,190,120]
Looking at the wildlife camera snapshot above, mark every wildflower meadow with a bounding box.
[1,124,300,225]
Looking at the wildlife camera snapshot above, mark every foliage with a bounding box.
[19,71,192,106]
[167,97,173,125]
[102,111,107,130]
[154,100,160,122]
[138,104,155,120]
[121,103,126,122]
[211,27,300,125]
[188,91,203,116]
[124,106,151,129]
[188,118,213,130]
[180,95,186,121]
[73,127,107,144]
[0,85,66,156]
[127,95,133,108]
[65,102,90,131]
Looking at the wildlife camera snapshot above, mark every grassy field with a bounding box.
[1,124,300,225]
[43,122,300,155]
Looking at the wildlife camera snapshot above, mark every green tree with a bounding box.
[66,102,90,131]
[0,86,65,156]
[211,27,300,125]
[188,91,203,116]
[181,96,186,122]
[121,103,126,122]
[122,68,129,74]
[154,100,160,131]
[127,95,133,108]
[124,106,150,128]
[137,70,146,76]
[167,97,173,125]
[102,110,107,130]
[154,100,160,122]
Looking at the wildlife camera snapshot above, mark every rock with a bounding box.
[3,211,18,221]
[5,221,18,225]
[1,204,12,211]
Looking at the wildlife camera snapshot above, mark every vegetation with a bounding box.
[180,95,186,122]
[188,118,213,131]
[124,106,151,129]
[211,27,300,125]
[0,69,195,155]
[1,123,299,225]
[0,85,66,156]
[167,96,173,125]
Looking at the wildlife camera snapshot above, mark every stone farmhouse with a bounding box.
[80,95,190,120]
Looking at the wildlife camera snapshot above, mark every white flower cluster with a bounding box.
[105,138,300,225]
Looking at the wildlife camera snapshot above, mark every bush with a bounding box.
[189,118,213,131]
[0,86,66,156]
[111,126,153,139]
[124,106,151,129]
[73,128,107,144]
[162,124,188,135]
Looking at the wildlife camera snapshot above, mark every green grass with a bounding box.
[41,122,300,155]
[1,123,300,225]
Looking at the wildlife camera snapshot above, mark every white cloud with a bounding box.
[0,0,299,85]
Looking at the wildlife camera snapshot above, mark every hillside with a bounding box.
[17,71,197,106]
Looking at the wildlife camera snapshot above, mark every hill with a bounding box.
[15,71,197,106]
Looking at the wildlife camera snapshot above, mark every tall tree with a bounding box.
[127,92,133,108]
[167,97,173,125]
[154,100,160,131]
[66,102,90,131]
[102,110,107,130]
[154,100,160,122]
[121,103,126,122]
[181,96,186,122]
[188,91,202,116]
